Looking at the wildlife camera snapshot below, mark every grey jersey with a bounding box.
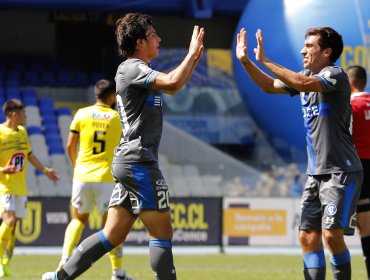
[113,59,161,163]
[280,65,362,175]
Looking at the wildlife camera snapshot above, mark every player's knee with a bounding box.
[299,230,309,247]
[2,216,16,227]
[299,230,322,249]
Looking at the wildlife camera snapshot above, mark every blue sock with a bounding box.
[303,250,326,280]
[149,239,176,280]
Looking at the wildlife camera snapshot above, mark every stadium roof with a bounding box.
[0,0,248,18]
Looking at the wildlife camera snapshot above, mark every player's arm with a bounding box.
[152,25,204,95]
[254,29,324,93]
[67,131,79,168]
[28,152,59,181]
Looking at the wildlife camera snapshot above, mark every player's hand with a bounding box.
[195,45,204,62]
[254,29,267,62]
[1,165,19,174]
[189,25,205,59]
[45,168,60,181]
[236,28,249,64]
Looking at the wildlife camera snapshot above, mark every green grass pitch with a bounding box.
[9,254,367,279]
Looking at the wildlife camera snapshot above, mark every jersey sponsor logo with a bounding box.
[323,71,337,85]
[10,152,26,171]
[91,112,112,120]
[302,103,331,119]
[155,179,168,191]
[326,204,337,216]
[156,179,166,186]
[302,105,319,118]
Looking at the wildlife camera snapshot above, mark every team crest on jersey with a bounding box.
[10,152,26,171]
[326,204,337,216]
[92,112,112,120]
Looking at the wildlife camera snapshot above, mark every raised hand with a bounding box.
[189,25,205,59]
[254,29,267,62]
[236,28,248,64]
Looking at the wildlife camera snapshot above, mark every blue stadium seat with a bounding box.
[23,97,38,106]
[40,71,57,87]
[90,72,104,84]
[42,116,58,128]
[38,97,56,115]
[24,70,40,86]
[44,125,59,135]
[56,70,74,87]
[45,133,62,144]
[5,79,19,87]
[27,126,43,135]
[38,96,54,108]
[56,107,72,116]
[48,145,64,155]
[7,70,21,81]
[74,71,89,87]
[5,87,21,100]
[0,113,5,123]
[22,87,37,99]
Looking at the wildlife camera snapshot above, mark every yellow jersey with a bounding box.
[70,104,121,183]
[0,124,32,195]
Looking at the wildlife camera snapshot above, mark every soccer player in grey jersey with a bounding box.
[236,27,363,280]
[42,12,204,280]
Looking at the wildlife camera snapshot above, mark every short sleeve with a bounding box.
[314,66,344,93]
[70,110,81,133]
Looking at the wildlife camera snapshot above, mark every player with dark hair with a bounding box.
[346,65,370,279]
[42,12,204,280]
[57,79,133,280]
[0,99,59,276]
[236,26,363,279]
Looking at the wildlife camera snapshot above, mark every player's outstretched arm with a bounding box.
[152,25,205,94]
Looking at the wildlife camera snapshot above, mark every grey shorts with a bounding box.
[300,171,363,235]
[109,161,170,215]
